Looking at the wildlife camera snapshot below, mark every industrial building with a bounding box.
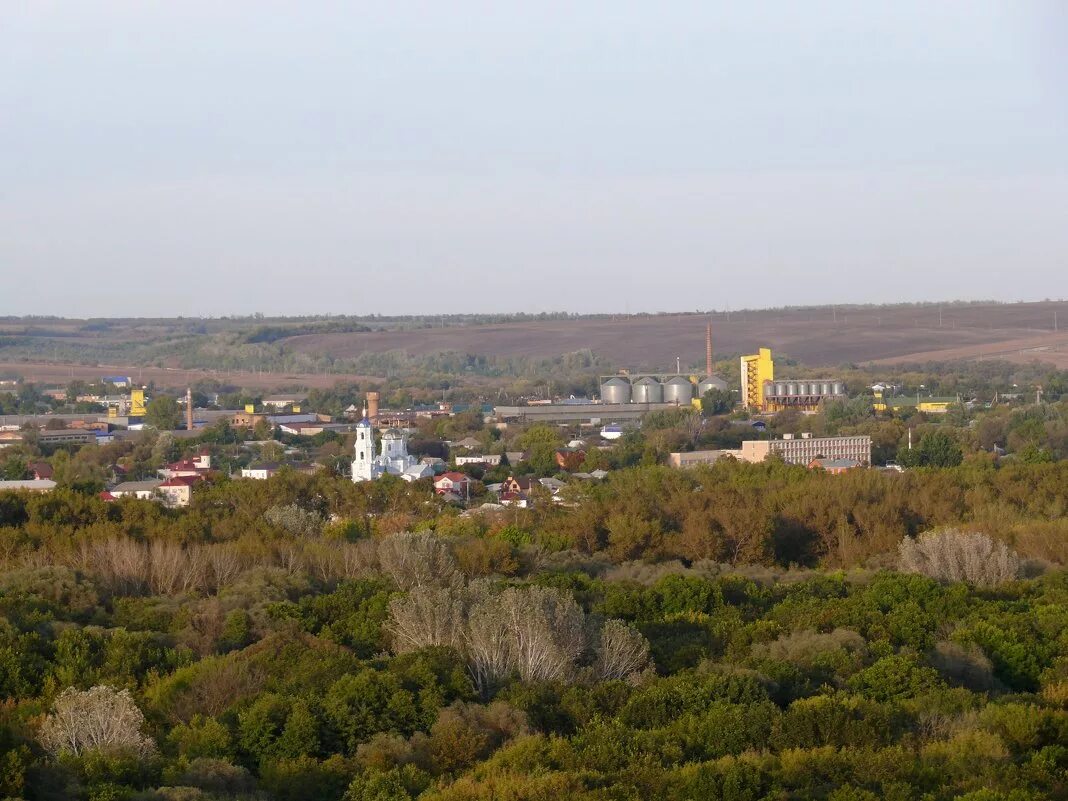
[739,348,846,412]
[494,401,686,424]
[872,390,956,414]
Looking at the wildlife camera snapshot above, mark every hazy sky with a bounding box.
[2,1,1067,317]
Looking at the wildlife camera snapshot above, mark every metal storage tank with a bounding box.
[664,376,693,405]
[600,377,632,404]
[833,382,844,396]
[787,382,798,396]
[775,381,785,396]
[632,377,663,404]
[698,376,728,394]
[821,382,830,396]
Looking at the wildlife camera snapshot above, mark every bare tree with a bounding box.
[38,685,156,757]
[499,586,586,683]
[206,543,244,592]
[464,584,515,697]
[898,529,1020,588]
[335,540,379,580]
[264,504,324,537]
[591,619,651,681]
[378,533,460,590]
[387,585,466,654]
[74,538,149,595]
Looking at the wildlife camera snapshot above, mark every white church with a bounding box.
[351,411,433,483]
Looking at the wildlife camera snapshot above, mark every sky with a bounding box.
[2,1,1067,317]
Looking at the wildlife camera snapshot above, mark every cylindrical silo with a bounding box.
[698,376,727,394]
[833,381,844,396]
[787,382,797,396]
[664,376,693,405]
[632,377,663,404]
[821,382,830,396]
[601,377,632,404]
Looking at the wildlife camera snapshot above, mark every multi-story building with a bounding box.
[740,434,871,465]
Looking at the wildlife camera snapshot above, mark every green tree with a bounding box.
[898,430,962,468]
[700,388,735,417]
[145,396,182,430]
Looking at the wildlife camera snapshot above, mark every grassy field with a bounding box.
[3,301,1066,389]
[283,301,1068,370]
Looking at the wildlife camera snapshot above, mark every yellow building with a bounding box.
[872,390,955,414]
[130,389,146,417]
[740,348,774,410]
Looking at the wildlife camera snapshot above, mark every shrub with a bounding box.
[898,530,1020,587]
[39,685,156,758]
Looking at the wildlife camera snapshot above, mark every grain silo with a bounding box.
[698,375,728,395]
[600,377,632,404]
[632,376,663,404]
[663,376,693,405]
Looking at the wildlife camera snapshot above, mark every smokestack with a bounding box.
[705,321,713,375]
[186,387,193,431]
[366,391,380,421]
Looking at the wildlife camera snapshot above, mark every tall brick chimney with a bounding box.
[705,321,713,376]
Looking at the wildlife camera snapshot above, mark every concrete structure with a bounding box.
[36,430,97,447]
[494,401,683,424]
[740,348,775,410]
[740,434,871,466]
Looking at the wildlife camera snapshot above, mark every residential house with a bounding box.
[29,461,54,481]
[109,480,162,500]
[158,475,199,507]
[554,448,587,471]
[419,456,447,475]
[454,453,501,467]
[159,450,212,479]
[240,462,283,480]
[433,472,473,497]
[499,475,537,495]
